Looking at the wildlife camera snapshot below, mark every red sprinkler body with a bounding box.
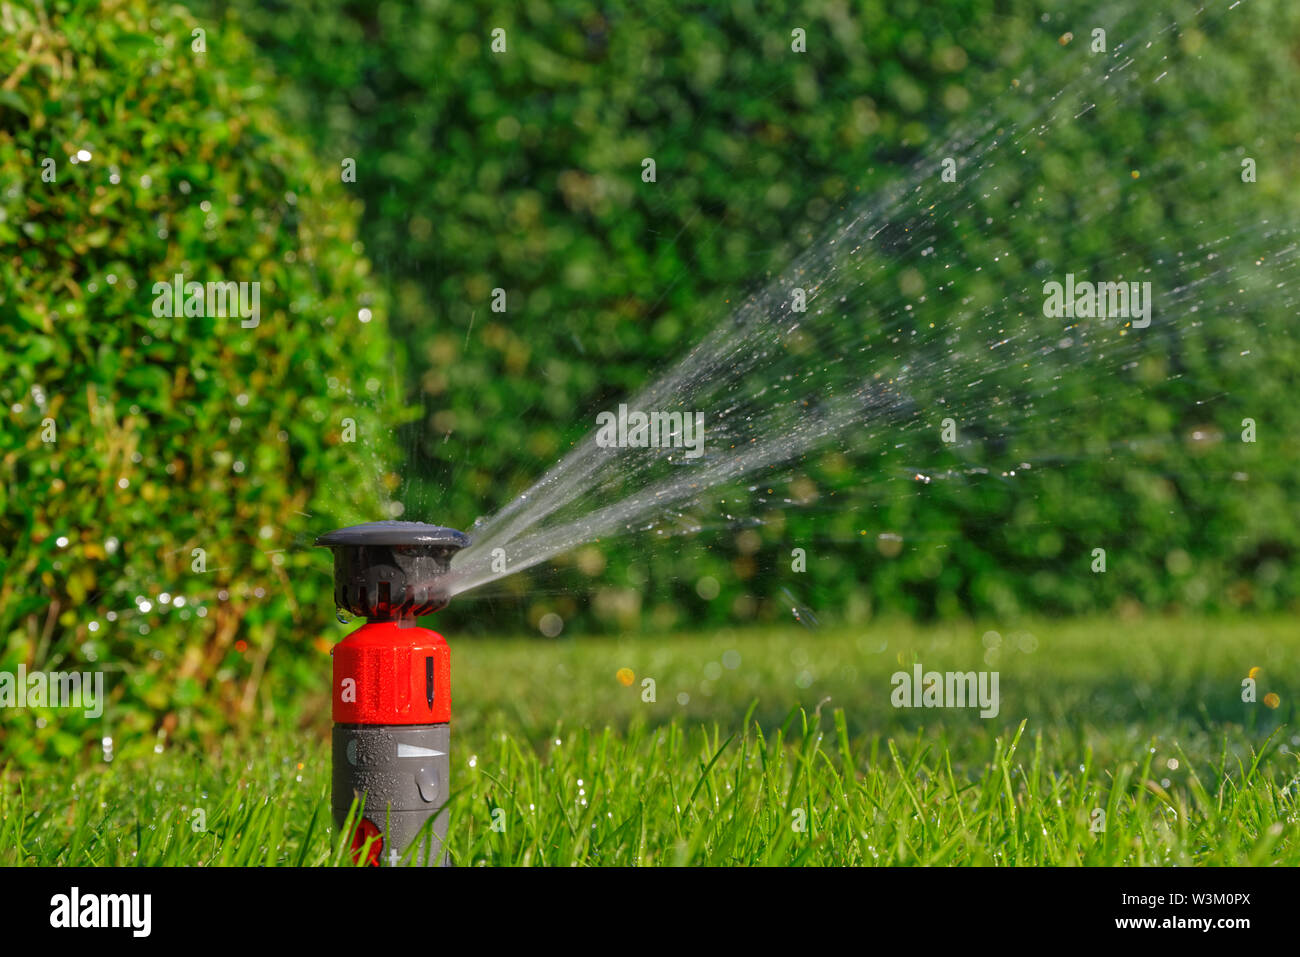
[316,522,469,866]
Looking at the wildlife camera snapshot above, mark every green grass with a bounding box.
[2,616,1297,865]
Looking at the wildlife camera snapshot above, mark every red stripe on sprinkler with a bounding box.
[332,622,451,725]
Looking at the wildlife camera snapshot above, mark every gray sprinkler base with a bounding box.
[332,723,450,866]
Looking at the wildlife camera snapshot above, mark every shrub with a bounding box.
[190,0,1300,632]
[0,0,400,764]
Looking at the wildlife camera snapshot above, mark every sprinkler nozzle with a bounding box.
[316,521,469,620]
[317,521,466,866]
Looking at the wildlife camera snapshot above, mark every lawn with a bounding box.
[2,617,1296,866]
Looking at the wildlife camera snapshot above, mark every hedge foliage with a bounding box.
[1,0,400,763]
[192,0,1300,635]
[5,0,1300,763]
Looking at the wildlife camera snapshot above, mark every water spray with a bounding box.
[316,521,469,866]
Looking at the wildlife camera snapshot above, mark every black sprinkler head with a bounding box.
[316,521,470,619]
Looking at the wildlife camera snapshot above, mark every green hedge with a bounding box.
[0,0,401,763]
[6,0,1300,765]
[191,0,1300,634]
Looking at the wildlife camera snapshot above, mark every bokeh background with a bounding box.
[2,0,1298,764]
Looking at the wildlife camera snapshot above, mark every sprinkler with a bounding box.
[316,521,469,866]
